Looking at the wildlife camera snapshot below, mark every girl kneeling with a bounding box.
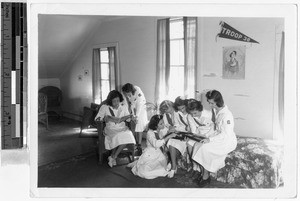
[127,115,176,179]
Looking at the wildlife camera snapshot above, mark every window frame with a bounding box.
[93,42,120,103]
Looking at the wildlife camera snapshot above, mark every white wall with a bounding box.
[61,16,283,140]
[60,17,159,117]
[197,17,284,139]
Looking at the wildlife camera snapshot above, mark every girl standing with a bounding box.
[122,83,148,155]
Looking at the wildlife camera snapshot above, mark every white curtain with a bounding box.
[92,49,101,104]
[108,47,117,91]
[155,18,170,104]
[278,31,284,132]
[184,17,197,98]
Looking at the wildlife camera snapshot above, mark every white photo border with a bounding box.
[28,1,298,199]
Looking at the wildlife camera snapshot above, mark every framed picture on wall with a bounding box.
[222,46,246,79]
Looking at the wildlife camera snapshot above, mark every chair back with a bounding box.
[39,86,62,107]
[38,93,48,114]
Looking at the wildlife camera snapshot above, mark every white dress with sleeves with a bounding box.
[94,103,136,150]
[186,110,214,147]
[192,105,237,173]
[129,129,169,179]
[166,111,190,155]
[128,85,148,132]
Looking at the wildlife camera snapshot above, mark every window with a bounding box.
[99,48,111,102]
[93,43,119,104]
[169,18,185,101]
[155,17,197,103]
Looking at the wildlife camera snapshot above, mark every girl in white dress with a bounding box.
[160,97,190,178]
[186,99,215,179]
[122,83,148,155]
[94,90,136,168]
[192,90,237,187]
[127,115,177,179]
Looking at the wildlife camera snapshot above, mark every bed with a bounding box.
[177,136,284,188]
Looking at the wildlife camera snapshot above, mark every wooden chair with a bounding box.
[38,93,48,129]
[96,118,135,165]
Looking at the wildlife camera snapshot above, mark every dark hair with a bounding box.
[148,114,163,130]
[159,100,174,114]
[206,90,224,107]
[121,83,136,94]
[106,90,124,106]
[187,99,203,112]
[173,96,188,112]
[230,51,237,57]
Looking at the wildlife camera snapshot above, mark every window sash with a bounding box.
[93,43,120,104]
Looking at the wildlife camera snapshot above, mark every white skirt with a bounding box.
[129,147,169,179]
[192,136,237,173]
[167,138,187,155]
[135,109,148,132]
[104,124,136,150]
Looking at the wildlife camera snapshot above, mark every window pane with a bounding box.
[101,80,110,101]
[170,40,184,65]
[101,64,109,79]
[170,19,183,39]
[100,49,109,62]
[168,67,184,100]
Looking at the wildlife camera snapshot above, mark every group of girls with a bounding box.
[94,84,237,187]
[127,90,237,187]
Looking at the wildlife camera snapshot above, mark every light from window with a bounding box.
[100,48,110,101]
[168,18,184,101]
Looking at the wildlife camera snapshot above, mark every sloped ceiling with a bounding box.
[38,15,116,78]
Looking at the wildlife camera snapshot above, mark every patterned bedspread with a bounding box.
[178,136,284,188]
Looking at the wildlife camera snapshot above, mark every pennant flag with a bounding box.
[217,21,259,44]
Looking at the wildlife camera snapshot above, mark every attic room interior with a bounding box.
[32,3,297,198]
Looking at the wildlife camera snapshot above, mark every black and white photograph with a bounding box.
[222,46,246,79]
[0,1,299,201]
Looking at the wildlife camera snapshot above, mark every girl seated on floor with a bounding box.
[186,99,215,180]
[94,90,136,168]
[127,115,177,179]
[160,97,191,178]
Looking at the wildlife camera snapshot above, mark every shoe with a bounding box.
[108,156,115,168]
[197,176,211,187]
[186,165,193,172]
[126,162,135,168]
[166,163,172,171]
[135,146,142,156]
[192,173,203,183]
[189,170,202,182]
[113,158,117,166]
[167,169,176,178]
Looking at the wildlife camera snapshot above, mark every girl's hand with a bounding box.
[200,138,210,144]
[166,133,177,140]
